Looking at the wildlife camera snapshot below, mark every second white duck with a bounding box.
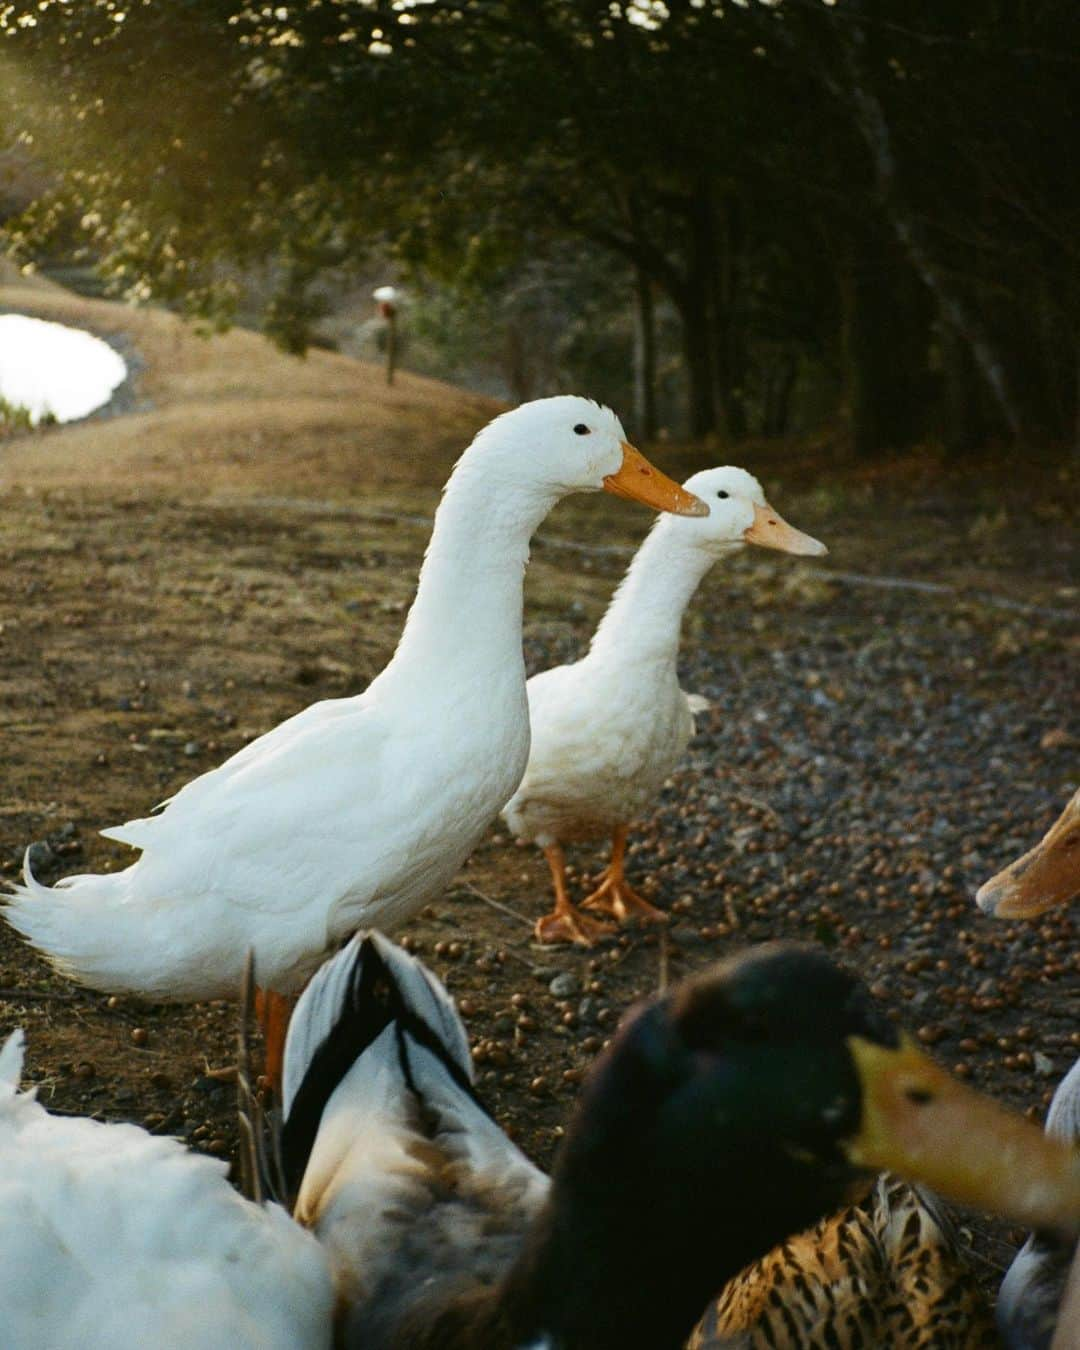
[502,466,826,944]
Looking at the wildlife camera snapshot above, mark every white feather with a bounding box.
[504,467,781,850]
[283,931,471,1115]
[998,1056,1080,1349]
[0,1032,333,1349]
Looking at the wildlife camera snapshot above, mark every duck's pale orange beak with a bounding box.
[603,442,708,517]
[744,502,828,556]
[976,787,1080,919]
[847,1034,1080,1234]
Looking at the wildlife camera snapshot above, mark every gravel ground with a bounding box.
[0,443,1076,1323]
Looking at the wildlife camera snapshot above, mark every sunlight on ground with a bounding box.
[0,313,127,423]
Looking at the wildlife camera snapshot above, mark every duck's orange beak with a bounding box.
[976,787,1080,918]
[744,502,828,556]
[847,1034,1080,1234]
[603,442,708,517]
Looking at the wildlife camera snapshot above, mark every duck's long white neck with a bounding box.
[587,520,734,671]
[383,453,557,690]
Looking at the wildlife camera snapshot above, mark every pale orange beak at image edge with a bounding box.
[976,786,1080,919]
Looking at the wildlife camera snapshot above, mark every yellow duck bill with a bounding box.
[846,1034,1080,1234]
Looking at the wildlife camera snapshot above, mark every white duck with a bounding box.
[502,465,826,944]
[0,1028,334,1349]
[3,397,705,1073]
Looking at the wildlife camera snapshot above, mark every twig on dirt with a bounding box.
[224,500,1077,620]
[0,986,80,1003]
[713,759,786,831]
[727,791,784,830]
[537,533,1078,621]
[499,945,546,974]
[236,950,264,1206]
[460,881,533,930]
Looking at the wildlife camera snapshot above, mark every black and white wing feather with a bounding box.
[281,932,549,1346]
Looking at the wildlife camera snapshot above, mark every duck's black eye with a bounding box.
[716,490,729,499]
[574,424,591,435]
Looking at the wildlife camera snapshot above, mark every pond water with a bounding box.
[0,313,127,424]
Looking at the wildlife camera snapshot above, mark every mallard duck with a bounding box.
[0,1028,335,1349]
[281,934,1080,1350]
[976,785,1079,918]
[2,397,705,1076]
[998,1058,1080,1350]
[501,466,826,944]
[689,1175,997,1347]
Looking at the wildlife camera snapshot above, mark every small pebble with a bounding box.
[549,972,580,999]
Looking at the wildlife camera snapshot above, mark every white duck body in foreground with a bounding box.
[0,1029,334,1350]
[502,465,827,943]
[4,398,705,1009]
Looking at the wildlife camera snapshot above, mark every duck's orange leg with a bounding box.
[580,826,668,924]
[534,842,615,946]
[254,987,297,1097]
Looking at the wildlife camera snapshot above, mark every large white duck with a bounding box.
[0,1028,334,1349]
[502,465,826,944]
[3,397,705,1070]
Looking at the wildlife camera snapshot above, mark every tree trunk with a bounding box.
[686,180,746,441]
[632,262,658,440]
[762,351,798,437]
[838,19,1023,442]
[841,225,932,455]
[939,319,990,452]
[677,287,718,440]
[711,195,747,439]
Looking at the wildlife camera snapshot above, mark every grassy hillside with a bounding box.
[0,263,500,499]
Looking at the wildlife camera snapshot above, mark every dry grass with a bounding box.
[0,269,500,499]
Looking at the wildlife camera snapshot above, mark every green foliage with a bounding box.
[0,393,37,435]
[0,1,1076,446]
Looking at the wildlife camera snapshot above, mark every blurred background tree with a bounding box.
[1,0,1076,450]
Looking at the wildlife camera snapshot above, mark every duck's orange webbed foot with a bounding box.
[580,874,668,925]
[534,904,616,947]
[579,826,668,926]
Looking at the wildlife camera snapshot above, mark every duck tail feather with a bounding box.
[0,1030,25,1095]
[1044,1056,1080,1145]
[279,931,476,1193]
[4,852,153,995]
